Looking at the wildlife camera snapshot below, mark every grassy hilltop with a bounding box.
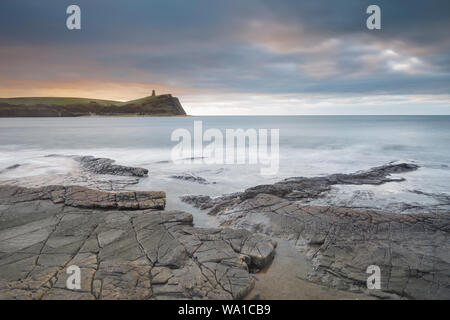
[0,94,187,117]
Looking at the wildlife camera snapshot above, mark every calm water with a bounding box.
[0,116,449,218]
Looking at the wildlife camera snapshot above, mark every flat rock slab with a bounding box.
[0,185,165,210]
[0,185,275,300]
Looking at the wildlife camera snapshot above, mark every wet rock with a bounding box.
[181,195,214,209]
[241,162,419,201]
[181,193,242,214]
[5,164,21,171]
[182,163,420,215]
[181,163,450,299]
[0,185,275,300]
[194,193,450,299]
[14,155,146,192]
[0,164,21,174]
[170,173,213,185]
[75,156,148,177]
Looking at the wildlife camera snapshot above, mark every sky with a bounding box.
[0,0,449,115]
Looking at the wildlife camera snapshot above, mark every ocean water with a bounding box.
[0,116,449,219]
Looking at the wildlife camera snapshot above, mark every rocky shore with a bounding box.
[0,185,275,300]
[181,163,450,299]
[75,156,149,177]
[182,163,420,209]
[0,160,448,300]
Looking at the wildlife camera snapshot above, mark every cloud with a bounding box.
[0,78,202,102]
[0,0,449,114]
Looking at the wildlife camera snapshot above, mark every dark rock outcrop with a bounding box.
[75,156,148,177]
[181,163,419,213]
[170,173,213,185]
[11,155,148,192]
[0,185,276,300]
[0,164,21,174]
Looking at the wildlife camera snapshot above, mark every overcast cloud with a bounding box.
[0,0,449,114]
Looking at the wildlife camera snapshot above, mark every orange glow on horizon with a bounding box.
[0,78,201,102]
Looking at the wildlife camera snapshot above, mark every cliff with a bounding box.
[0,94,187,117]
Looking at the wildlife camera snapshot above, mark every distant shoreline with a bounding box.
[0,94,187,117]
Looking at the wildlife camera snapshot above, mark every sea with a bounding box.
[0,115,449,225]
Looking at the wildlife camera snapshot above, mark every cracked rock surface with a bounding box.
[181,163,450,299]
[0,185,165,211]
[0,185,275,300]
